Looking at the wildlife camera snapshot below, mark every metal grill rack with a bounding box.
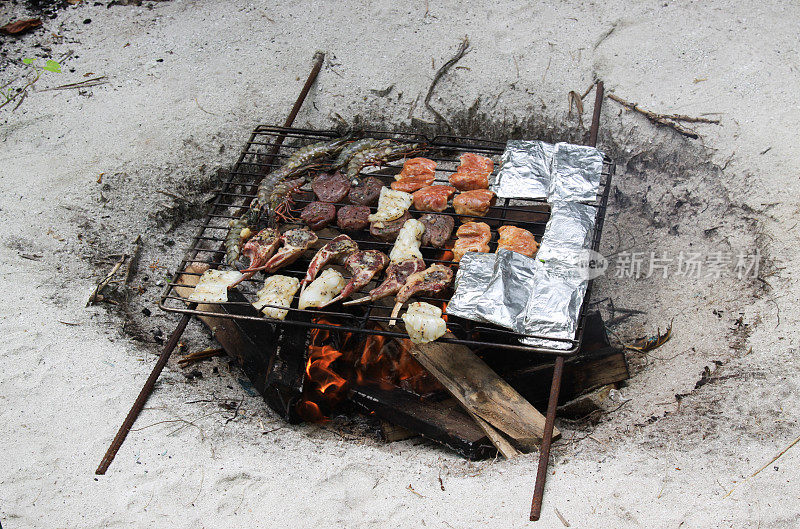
[159,126,614,356]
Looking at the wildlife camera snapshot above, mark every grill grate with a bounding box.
[159,126,614,356]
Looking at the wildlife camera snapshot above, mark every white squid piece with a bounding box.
[389,218,425,263]
[402,302,447,344]
[188,269,244,303]
[367,187,412,225]
[252,275,300,320]
[298,268,346,309]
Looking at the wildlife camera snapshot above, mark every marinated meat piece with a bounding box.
[343,258,426,305]
[419,214,455,248]
[390,263,454,322]
[241,228,280,271]
[336,205,371,231]
[453,189,497,219]
[244,228,318,274]
[391,157,437,193]
[412,185,457,212]
[347,176,383,206]
[227,228,281,287]
[497,225,539,257]
[370,210,413,242]
[311,171,350,203]
[368,187,413,224]
[302,234,358,290]
[389,219,425,263]
[391,174,435,193]
[321,250,390,306]
[448,152,494,191]
[452,222,491,262]
[300,201,336,230]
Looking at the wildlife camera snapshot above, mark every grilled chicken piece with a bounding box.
[453,189,497,218]
[322,250,389,306]
[448,152,494,191]
[228,228,281,288]
[388,218,425,263]
[412,185,457,212]
[242,228,318,274]
[390,263,454,323]
[452,222,492,262]
[391,157,437,193]
[301,234,358,291]
[298,268,346,309]
[496,225,539,257]
[343,257,426,306]
[367,187,413,225]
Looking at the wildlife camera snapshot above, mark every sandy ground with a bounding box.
[1,1,799,527]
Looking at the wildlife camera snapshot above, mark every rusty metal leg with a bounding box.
[529,355,565,521]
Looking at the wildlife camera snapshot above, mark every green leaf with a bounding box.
[43,60,61,73]
[22,58,35,65]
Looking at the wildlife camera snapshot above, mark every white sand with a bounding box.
[2,1,799,527]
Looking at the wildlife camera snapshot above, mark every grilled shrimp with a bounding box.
[224,208,260,266]
[331,138,390,170]
[255,135,351,219]
[346,142,425,183]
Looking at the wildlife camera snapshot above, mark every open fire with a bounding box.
[297,319,442,422]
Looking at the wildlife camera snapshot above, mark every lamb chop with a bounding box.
[342,257,426,306]
[241,228,318,275]
[389,263,454,324]
[321,250,389,307]
[227,228,281,288]
[241,228,280,270]
[301,234,358,292]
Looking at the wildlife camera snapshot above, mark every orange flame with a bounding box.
[297,319,443,422]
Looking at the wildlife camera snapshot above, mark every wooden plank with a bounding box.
[501,351,629,406]
[350,386,496,460]
[468,411,521,459]
[410,340,558,452]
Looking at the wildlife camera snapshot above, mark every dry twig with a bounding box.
[87,254,126,306]
[40,76,108,91]
[724,433,800,498]
[608,93,720,139]
[424,36,471,131]
[178,347,225,368]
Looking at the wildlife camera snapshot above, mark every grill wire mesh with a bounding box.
[159,126,614,356]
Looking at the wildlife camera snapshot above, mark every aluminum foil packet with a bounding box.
[445,252,497,323]
[548,143,604,203]
[475,249,538,331]
[536,200,598,267]
[519,262,588,350]
[492,140,555,199]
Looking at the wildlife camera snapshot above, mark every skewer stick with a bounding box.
[95,51,327,475]
[342,296,371,306]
